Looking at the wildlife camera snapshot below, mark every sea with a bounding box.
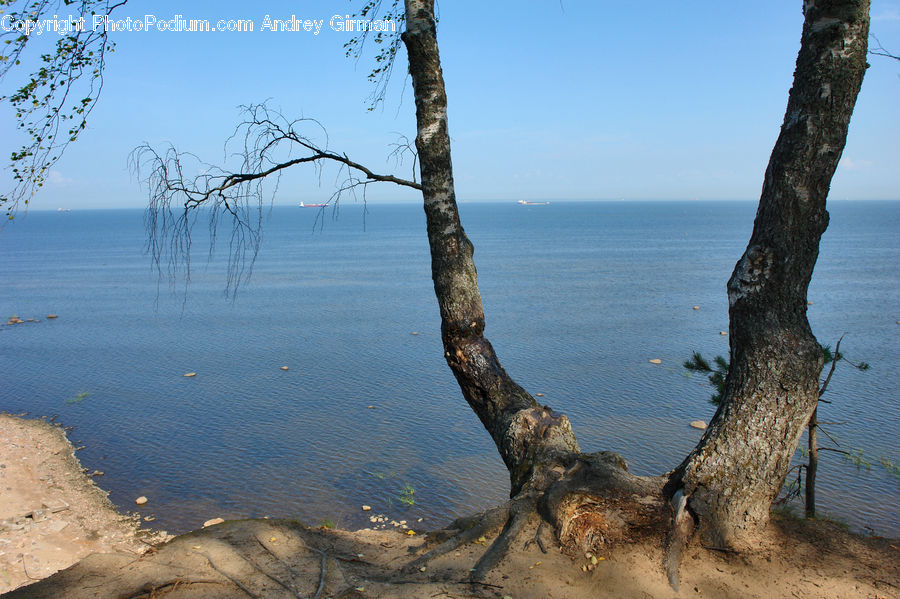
[1,200,897,537]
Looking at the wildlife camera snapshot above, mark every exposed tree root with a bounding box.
[469,496,537,581]
[116,579,226,599]
[403,502,513,574]
[405,450,669,582]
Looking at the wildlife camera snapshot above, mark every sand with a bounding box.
[1,414,898,598]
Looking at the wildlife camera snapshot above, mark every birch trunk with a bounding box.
[401,0,580,496]
[668,0,870,547]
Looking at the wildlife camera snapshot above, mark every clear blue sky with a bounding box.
[3,0,899,210]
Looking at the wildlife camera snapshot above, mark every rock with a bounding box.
[203,518,224,528]
[280,366,289,371]
[361,505,371,511]
[183,372,196,377]
[649,359,662,365]
[693,306,700,310]
[689,420,707,430]
[135,496,148,506]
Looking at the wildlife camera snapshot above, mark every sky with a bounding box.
[2,0,899,211]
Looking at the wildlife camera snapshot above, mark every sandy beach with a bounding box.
[1,413,898,598]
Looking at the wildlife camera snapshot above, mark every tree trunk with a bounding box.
[667,0,870,548]
[400,3,665,571]
[401,0,580,496]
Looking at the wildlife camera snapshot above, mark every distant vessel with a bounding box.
[517,200,550,206]
[56,208,71,212]
[299,202,327,208]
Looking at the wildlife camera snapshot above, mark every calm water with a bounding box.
[1,201,897,536]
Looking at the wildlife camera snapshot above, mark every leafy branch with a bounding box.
[1,0,127,219]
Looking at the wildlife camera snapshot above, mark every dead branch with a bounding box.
[131,102,420,298]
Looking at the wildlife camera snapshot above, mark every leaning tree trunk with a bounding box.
[400,1,664,578]
[667,0,870,548]
[401,0,581,495]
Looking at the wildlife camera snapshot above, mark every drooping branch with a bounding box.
[343,0,406,109]
[1,0,127,219]
[131,102,419,298]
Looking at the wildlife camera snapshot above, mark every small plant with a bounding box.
[319,519,335,529]
[66,391,89,404]
[399,483,416,506]
[683,352,727,405]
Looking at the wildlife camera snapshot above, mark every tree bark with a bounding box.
[667,0,870,547]
[401,0,580,496]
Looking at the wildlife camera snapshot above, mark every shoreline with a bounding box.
[2,413,898,598]
[0,413,169,594]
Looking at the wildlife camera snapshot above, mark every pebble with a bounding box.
[203,518,225,528]
[649,359,662,365]
[135,496,148,506]
[183,372,196,377]
[690,420,708,430]
[361,505,371,511]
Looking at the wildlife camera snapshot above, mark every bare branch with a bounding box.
[869,34,900,61]
[819,336,843,396]
[131,103,420,299]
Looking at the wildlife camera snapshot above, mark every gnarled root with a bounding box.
[406,451,667,581]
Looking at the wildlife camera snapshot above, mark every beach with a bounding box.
[2,413,898,598]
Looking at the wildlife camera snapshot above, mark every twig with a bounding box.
[819,336,843,396]
[21,559,41,581]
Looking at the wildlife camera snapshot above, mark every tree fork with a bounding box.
[401,1,668,576]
